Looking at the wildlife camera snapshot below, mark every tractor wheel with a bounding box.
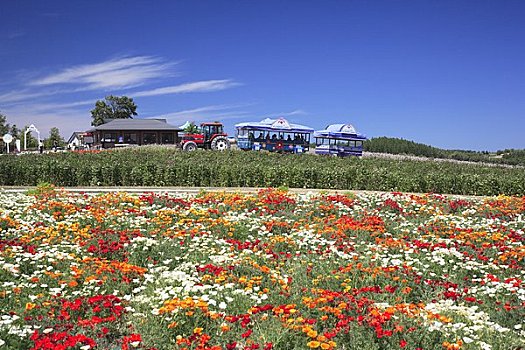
[211,136,231,151]
[183,141,198,152]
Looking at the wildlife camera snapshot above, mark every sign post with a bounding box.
[3,133,13,154]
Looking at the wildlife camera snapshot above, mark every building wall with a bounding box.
[93,130,180,148]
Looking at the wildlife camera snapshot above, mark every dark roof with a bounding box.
[88,118,182,132]
[67,131,84,144]
[201,122,223,126]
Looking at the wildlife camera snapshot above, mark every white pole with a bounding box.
[6,142,9,154]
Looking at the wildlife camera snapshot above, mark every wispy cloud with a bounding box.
[1,55,245,138]
[133,79,241,97]
[158,104,242,117]
[277,109,307,117]
[0,89,57,104]
[2,103,91,136]
[250,109,308,120]
[152,104,251,125]
[30,56,177,90]
[7,31,25,39]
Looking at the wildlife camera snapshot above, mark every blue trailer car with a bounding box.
[314,124,367,157]
[235,118,313,154]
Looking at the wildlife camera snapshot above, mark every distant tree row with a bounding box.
[363,137,525,166]
[495,149,525,166]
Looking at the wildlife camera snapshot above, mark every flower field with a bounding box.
[1,187,524,349]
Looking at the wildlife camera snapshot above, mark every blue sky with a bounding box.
[1,0,523,151]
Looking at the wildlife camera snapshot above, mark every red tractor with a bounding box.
[181,122,231,151]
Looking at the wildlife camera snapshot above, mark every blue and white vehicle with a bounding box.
[235,118,313,154]
[314,124,367,157]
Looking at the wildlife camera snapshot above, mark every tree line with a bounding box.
[0,113,65,152]
[363,137,525,166]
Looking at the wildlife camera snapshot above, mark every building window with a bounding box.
[143,132,157,144]
[103,133,116,142]
[161,132,174,144]
[124,133,137,144]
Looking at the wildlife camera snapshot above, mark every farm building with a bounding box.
[67,131,94,149]
[87,119,182,148]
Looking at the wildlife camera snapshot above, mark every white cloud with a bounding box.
[0,89,60,104]
[249,109,308,121]
[6,100,96,114]
[150,104,250,126]
[133,79,240,97]
[154,106,307,126]
[278,109,307,117]
[1,55,247,139]
[3,104,91,138]
[30,56,176,90]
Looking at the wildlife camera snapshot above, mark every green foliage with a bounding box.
[364,137,525,166]
[90,95,138,126]
[25,182,57,197]
[497,149,525,166]
[183,122,200,134]
[0,113,20,153]
[1,148,525,196]
[43,127,65,149]
[0,113,10,135]
[364,137,445,158]
[9,124,20,137]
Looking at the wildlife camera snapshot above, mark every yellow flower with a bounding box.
[307,330,318,338]
[307,341,321,348]
[317,335,327,342]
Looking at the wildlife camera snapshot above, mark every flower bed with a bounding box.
[0,188,524,349]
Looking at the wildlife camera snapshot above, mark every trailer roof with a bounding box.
[235,118,313,133]
[314,123,367,140]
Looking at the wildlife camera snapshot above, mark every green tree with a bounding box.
[0,113,18,153]
[44,127,65,149]
[10,124,20,136]
[0,113,9,135]
[90,95,138,126]
[184,122,200,134]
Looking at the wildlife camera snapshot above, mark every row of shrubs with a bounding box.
[364,137,525,166]
[1,148,524,196]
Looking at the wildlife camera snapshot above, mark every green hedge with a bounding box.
[1,148,524,195]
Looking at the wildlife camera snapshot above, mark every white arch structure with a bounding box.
[24,124,41,150]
